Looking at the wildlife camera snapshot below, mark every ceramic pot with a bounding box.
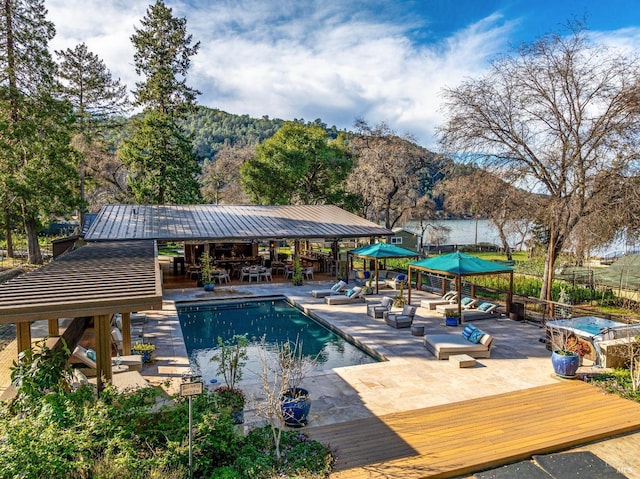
[281,387,311,427]
[551,350,580,378]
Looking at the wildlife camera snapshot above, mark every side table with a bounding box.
[411,324,425,336]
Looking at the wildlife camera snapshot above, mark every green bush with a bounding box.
[1,343,334,479]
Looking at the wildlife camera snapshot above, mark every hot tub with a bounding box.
[546,316,640,366]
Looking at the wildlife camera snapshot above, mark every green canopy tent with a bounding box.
[408,252,514,322]
[348,243,420,294]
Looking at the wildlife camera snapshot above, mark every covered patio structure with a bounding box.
[348,242,420,294]
[0,240,162,389]
[408,251,514,320]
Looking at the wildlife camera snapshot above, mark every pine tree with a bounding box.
[0,0,80,264]
[56,42,130,224]
[120,0,201,204]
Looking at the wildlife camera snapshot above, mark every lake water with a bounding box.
[403,219,634,257]
[403,219,517,247]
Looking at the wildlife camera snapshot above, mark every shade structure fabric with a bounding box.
[409,252,513,276]
[348,242,420,294]
[408,252,514,319]
[349,242,419,259]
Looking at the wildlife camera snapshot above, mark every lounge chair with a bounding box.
[435,297,479,314]
[72,345,136,376]
[311,280,347,298]
[420,291,458,310]
[383,305,417,328]
[461,302,500,322]
[366,296,393,318]
[324,286,366,305]
[423,323,494,359]
[385,273,407,290]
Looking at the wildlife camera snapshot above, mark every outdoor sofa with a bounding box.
[423,323,494,359]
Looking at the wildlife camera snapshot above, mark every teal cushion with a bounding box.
[86,349,96,361]
[462,324,477,340]
[461,297,474,306]
[469,328,485,344]
[345,288,355,298]
[478,302,493,311]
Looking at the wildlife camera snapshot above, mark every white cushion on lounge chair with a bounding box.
[461,303,500,322]
[436,297,479,314]
[424,332,494,359]
[420,291,458,310]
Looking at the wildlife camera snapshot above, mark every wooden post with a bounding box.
[507,272,513,314]
[48,318,59,337]
[407,266,412,303]
[122,313,132,355]
[16,322,31,353]
[95,314,112,391]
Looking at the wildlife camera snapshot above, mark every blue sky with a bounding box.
[47,0,640,148]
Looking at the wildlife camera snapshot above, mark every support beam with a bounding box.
[121,313,132,355]
[48,318,59,337]
[94,314,112,391]
[16,322,31,353]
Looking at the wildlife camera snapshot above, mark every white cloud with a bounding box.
[45,1,640,149]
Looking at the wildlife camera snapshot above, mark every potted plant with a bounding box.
[200,252,215,291]
[210,334,248,424]
[364,273,374,295]
[278,339,317,428]
[549,329,590,378]
[291,257,303,286]
[132,341,155,363]
[392,280,407,308]
[444,308,459,327]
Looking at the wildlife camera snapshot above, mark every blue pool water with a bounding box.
[176,298,380,381]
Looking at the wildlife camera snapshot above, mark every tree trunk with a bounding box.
[496,226,512,261]
[540,230,563,306]
[23,215,42,264]
[4,209,14,258]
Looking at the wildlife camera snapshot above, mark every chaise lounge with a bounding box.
[423,323,494,359]
[324,286,366,305]
[461,302,500,322]
[311,280,348,298]
[420,291,458,310]
[435,297,478,314]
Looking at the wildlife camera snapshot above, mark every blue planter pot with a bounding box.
[281,387,311,427]
[445,316,459,327]
[551,350,580,378]
[203,283,215,291]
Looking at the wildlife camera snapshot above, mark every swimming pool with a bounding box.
[176,298,381,381]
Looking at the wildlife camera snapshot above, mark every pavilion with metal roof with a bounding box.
[0,240,162,388]
[84,204,392,241]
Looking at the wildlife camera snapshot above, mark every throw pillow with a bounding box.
[396,274,406,282]
[469,328,485,344]
[461,297,474,306]
[462,324,477,340]
[86,348,96,361]
[345,288,355,297]
[477,302,492,312]
[331,282,340,292]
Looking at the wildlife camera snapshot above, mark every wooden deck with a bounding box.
[307,381,640,478]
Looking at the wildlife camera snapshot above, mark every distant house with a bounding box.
[388,228,421,253]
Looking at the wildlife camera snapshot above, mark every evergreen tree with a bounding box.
[56,42,129,224]
[120,0,201,204]
[0,0,80,264]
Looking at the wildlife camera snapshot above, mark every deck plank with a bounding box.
[307,381,640,478]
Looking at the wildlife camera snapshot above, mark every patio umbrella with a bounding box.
[408,252,514,322]
[348,243,420,293]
